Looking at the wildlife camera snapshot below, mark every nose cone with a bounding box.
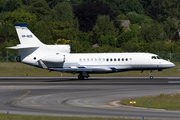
[165,61,175,68]
[159,60,175,69]
[169,63,175,68]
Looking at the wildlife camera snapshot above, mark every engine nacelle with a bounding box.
[41,54,65,63]
[15,56,21,62]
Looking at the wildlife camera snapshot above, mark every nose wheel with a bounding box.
[149,70,153,79]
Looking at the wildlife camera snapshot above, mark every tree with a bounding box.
[50,2,74,23]
[117,0,144,14]
[3,9,36,25]
[147,0,180,22]
[126,12,153,25]
[140,22,164,43]
[163,17,179,41]
[90,15,118,44]
[49,21,76,42]
[117,30,136,47]
[45,0,64,9]
[25,0,50,21]
[32,21,53,44]
[3,0,22,12]
[73,2,117,32]
[98,35,116,47]
[0,0,7,12]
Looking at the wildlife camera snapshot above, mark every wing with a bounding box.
[39,60,132,73]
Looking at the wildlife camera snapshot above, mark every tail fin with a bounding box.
[15,23,43,46]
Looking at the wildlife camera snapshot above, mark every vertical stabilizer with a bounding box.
[14,23,43,46]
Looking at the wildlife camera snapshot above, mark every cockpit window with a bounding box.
[152,56,156,59]
[152,56,161,59]
[157,56,161,59]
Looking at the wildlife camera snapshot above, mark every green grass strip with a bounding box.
[0,114,141,120]
[120,93,180,110]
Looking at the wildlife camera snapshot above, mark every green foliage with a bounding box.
[3,0,22,12]
[0,0,180,54]
[126,12,153,25]
[147,0,180,22]
[117,0,144,14]
[32,21,53,44]
[0,0,7,12]
[77,31,89,42]
[25,0,50,21]
[121,93,180,110]
[163,17,178,41]
[98,35,116,47]
[140,22,164,43]
[90,15,118,44]
[49,21,76,42]
[117,30,136,47]
[3,9,36,25]
[50,2,74,23]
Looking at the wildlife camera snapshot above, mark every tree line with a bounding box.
[0,0,180,54]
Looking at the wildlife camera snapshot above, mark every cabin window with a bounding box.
[79,59,82,62]
[130,58,132,61]
[114,58,116,61]
[103,58,105,62]
[106,58,109,61]
[110,58,113,61]
[83,59,85,62]
[122,58,124,61]
[118,58,120,61]
[95,58,97,62]
[91,58,93,62]
[99,58,101,62]
[126,58,128,61]
[87,58,89,62]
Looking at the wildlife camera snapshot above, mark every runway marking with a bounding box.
[7,90,31,105]
[168,81,180,83]
[0,104,117,108]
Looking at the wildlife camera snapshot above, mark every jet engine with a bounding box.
[41,54,65,63]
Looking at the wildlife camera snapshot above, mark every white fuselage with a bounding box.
[20,47,174,73]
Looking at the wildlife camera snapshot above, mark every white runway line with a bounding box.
[168,81,180,83]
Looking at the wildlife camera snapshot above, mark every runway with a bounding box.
[0,76,180,119]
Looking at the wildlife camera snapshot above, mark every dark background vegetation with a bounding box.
[1,0,180,61]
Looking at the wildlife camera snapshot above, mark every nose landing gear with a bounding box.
[149,70,153,79]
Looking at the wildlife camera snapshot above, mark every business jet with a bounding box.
[7,23,175,79]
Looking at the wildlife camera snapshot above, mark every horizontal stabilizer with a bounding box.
[7,44,39,49]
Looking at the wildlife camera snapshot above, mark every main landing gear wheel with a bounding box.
[78,74,84,80]
[78,72,89,80]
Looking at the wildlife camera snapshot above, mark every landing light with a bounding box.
[130,101,136,105]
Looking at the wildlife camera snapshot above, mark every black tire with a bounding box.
[78,75,84,80]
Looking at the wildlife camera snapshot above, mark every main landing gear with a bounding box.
[78,72,90,80]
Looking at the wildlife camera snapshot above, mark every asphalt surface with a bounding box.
[0,76,180,119]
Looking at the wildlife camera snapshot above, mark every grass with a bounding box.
[0,114,141,120]
[120,93,180,110]
[0,62,179,76]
